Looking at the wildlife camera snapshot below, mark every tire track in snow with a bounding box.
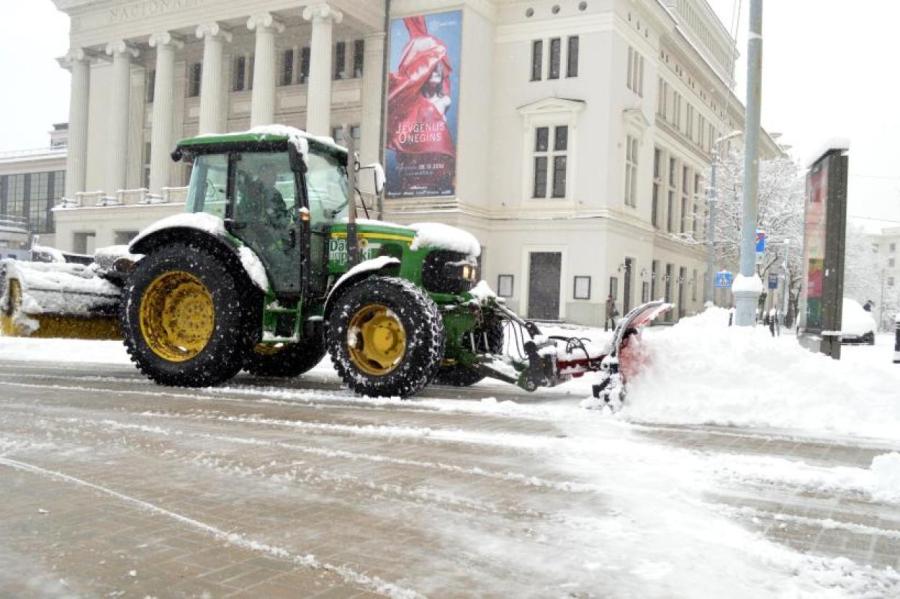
[0,456,423,599]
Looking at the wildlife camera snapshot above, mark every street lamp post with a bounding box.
[735,0,764,326]
[705,131,743,306]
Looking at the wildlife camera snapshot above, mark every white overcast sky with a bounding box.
[0,1,897,228]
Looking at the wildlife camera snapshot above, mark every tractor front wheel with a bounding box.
[122,242,256,387]
[244,335,327,378]
[327,277,445,398]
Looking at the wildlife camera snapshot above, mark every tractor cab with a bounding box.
[176,130,350,299]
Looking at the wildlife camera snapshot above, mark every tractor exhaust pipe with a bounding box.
[343,124,360,267]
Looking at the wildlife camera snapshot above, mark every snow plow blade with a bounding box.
[0,259,123,339]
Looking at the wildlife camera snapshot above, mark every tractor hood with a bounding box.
[338,219,481,258]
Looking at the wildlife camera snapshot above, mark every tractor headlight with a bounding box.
[423,251,478,294]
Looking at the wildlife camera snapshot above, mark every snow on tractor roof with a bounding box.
[181,125,346,160]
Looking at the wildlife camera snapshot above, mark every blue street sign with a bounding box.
[768,273,778,290]
[715,271,733,288]
[755,230,767,253]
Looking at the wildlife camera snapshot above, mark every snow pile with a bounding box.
[732,273,763,294]
[842,298,876,336]
[871,453,900,502]
[467,280,496,304]
[238,246,270,291]
[30,244,65,263]
[0,260,120,318]
[409,223,481,257]
[624,307,900,441]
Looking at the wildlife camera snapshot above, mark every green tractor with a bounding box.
[120,126,651,399]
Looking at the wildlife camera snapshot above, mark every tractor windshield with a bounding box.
[185,154,228,218]
[306,149,349,231]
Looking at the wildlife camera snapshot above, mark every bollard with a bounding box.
[894,315,900,364]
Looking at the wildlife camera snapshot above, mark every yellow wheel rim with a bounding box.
[347,304,406,376]
[139,271,215,362]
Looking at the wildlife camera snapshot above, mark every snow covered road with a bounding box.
[0,340,899,597]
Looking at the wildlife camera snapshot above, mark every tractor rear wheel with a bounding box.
[327,277,445,398]
[244,335,327,377]
[435,321,505,387]
[122,242,256,387]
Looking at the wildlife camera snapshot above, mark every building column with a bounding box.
[104,40,139,197]
[148,32,184,195]
[60,48,91,197]
[360,31,385,163]
[196,23,232,134]
[302,3,343,136]
[247,12,284,127]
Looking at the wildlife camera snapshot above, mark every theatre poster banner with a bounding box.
[385,10,462,198]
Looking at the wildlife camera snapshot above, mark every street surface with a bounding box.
[0,343,899,598]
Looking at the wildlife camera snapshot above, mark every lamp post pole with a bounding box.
[734,0,764,326]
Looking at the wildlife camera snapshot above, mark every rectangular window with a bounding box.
[651,260,659,300]
[299,47,311,83]
[652,148,662,227]
[532,126,568,199]
[890,258,896,268]
[889,276,895,287]
[533,157,548,198]
[574,276,591,300]
[233,56,246,91]
[142,142,151,189]
[657,78,668,118]
[146,69,156,103]
[353,39,365,78]
[552,156,567,198]
[531,40,543,81]
[8,174,25,217]
[692,269,698,302]
[642,282,650,303]
[697,114,706,149]
[609,277,618,300]
[681,166,691,234]
[188,62,202,97]
[625,136,638,207]
[673,93,682,128]
[667,158,677,233]
[497,274,514,297]
[548,38,561,79]
[627,47,644,96]
[693,173,702,238]
[281,49,294,86]
[248,54,255,89]
[334,41,346,80]
[891,243,896,252]
[566,36,579,77]
[686,104,694,139]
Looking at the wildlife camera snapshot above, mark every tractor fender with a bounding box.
[130,219,269,292]
[323,256,400,318]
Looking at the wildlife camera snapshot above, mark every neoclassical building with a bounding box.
[49,0,783,325]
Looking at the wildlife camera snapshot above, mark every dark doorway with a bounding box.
[623,257,634,314]
[528,252,561,320]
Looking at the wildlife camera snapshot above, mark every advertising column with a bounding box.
[801,146,849,359]
[385,11,462,199]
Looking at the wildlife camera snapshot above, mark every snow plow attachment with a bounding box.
[469,297,672,396]
[0,259,124,339]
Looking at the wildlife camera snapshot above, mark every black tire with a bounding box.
[435,320,504,387]
[121,242,257,387]
[327,277,445,398]
[244,334,327,377]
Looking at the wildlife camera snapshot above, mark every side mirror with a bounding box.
[357,163,386,196]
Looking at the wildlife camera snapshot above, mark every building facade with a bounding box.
[0,124,68,249]
[50,0,782,325]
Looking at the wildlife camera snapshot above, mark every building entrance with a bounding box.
[527,252,561,320]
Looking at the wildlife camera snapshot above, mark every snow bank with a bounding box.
[409,223,481,257]
[624,307,900,441]
[0,336,130,364]
[842,298,876,337]
[732,273,763,294]
[871,453,900,502]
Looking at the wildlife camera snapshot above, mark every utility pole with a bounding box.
[734,0,763,326]
[781,240,790,325]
